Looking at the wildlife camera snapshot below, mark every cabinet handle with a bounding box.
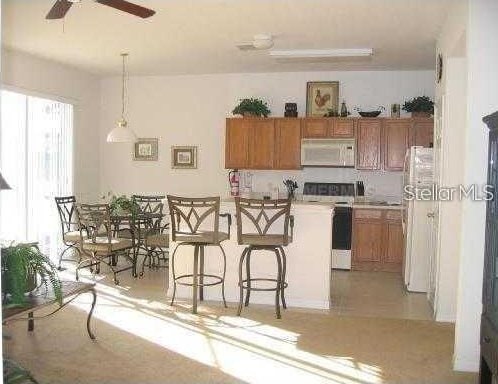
[483,336,491,343]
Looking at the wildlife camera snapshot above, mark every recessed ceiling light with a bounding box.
[269,49,373,59]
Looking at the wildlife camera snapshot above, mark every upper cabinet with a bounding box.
[356,119,382,170]
[225,117,433,171]
[302,118,355,138]
[383,119,410,171]
[411,120,434,147]
[275,119,302,170]
[225,118,250,169]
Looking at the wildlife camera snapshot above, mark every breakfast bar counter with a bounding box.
[167,201,333,310]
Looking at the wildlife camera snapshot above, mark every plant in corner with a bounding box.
[232,98,271,118]
[402,96,434,117]
[1,244,62,307]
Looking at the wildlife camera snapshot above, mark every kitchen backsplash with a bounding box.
[247,168,403,202]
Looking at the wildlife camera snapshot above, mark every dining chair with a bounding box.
[132,195,170,274]
[75,203,135,285]
[234,197,294,319]
[167,195,231,314]
[54,196,82,270]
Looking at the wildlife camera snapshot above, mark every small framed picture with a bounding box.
[306,81,340,117]
[171,146,197,169]
[133,138,158,161]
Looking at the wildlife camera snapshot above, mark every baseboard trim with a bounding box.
[453,356,479,372]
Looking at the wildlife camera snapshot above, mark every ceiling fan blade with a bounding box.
[95,0,155,18]
[46,0,73,19]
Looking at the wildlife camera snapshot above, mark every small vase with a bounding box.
[412,111,431,118]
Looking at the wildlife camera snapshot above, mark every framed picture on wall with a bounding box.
[133,138,158,161]
[306,81,339,117]
[171,146,197,169]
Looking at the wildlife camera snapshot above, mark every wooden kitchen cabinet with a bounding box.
[302,118,328,138]
[332,119,355,138]
[248,119,275,169]
[225,118,250,169]
[411,119,434,147]
[356,119,382,170]
[275,118,302,169]
[352,209,404,272]
[383,119,410,171]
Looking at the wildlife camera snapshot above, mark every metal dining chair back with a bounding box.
[76,204,112,245]
[132,195,165,215]
[54,195,81,269]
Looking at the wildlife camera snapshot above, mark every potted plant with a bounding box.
[1,244,62,307]
[232,98,271,118]
[402,96,434,118]
[109,194,140,216]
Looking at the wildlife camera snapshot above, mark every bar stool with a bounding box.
[235,197,294,319]
[167,195,231,314]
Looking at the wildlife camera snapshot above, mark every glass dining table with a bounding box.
[109,211,166,278]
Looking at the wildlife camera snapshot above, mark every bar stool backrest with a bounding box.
[167,196,221,243]
[235,198,292,245]
[55,196,78,236]
[76,204,112,245]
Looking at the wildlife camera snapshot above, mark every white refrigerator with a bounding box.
[402,147,434,293]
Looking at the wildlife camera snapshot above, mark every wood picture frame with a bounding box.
[171,146,197,169]
[133,138,158,161]
[306,81,339,117]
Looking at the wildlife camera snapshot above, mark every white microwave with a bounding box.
[301,138,356,167]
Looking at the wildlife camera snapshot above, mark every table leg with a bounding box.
[28,312,34,332]
[87,288,97,340]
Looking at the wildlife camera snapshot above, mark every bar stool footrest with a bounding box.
[239,278,288,292]
[174,274,223,287]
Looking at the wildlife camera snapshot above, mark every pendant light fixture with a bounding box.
[107,53,137,143]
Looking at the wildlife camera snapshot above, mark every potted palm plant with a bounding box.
[232,98,271,117]
[402,96,434,118]
[1,244,62,307]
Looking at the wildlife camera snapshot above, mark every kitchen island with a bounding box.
[167,201,333,310]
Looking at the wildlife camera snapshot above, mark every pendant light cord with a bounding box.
[121,53,128,120]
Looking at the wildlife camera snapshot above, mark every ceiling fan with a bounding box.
[46,0,155,20]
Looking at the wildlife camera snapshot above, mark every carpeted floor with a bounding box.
[2,265,477,384]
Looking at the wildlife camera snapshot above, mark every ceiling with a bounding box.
[2,0,453,76]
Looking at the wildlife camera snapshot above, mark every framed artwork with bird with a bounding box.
[306,81,339,117]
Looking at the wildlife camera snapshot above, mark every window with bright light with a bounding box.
[0,89,73,260]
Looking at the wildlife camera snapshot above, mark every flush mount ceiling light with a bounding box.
[107,53,137,143]
[268,48,373,59]
[236,34,274,51]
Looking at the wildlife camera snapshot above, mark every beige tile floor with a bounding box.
[329,270,433,321]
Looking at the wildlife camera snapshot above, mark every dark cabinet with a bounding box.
[480,111,498,384]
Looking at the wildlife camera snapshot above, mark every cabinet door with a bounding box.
[225,118,249,169]
[248,119,275,169]
[383,120,410,171]
[383,220,404,271]
[356,119,382,170]
[275,119,302,169]
[332,119,355,138]
[303,118,328,138]
[352,220,383,266]
[412,120,434,147]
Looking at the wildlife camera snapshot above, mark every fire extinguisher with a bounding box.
[228,169,240,197]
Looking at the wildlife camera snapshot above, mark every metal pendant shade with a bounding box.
[0,171,11,190]
[107,53,137,143]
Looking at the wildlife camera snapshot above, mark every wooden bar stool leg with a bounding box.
[244,248,252,307]
[237,248,249,316]
[192,245,199,314]
[275,248,283,319]
[199,245,204,302]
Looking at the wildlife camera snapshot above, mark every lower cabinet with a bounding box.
[352,209,404,272]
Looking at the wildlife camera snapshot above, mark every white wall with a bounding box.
[453,0,498,372]
[99,70,434,197]
[1,49,101,201]
[434,0,468,324]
